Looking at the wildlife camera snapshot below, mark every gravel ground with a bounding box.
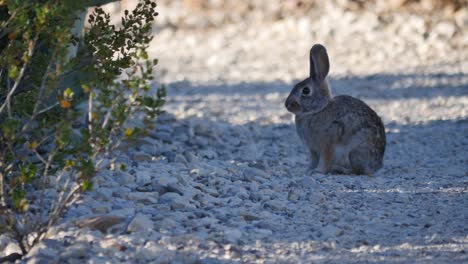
[1,2,467,263]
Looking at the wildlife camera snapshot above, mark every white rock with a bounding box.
[242,166,269,181]
[60,242,89,259]
[136,170,152,185]
[135,241,167,261]
[75,215,126,233]
[224,229,243,244]
[159,192,191,209]
[127,192,159,204]
[4,242,22,256]
[134,152,153,162]
[153,174,178,187]
[253,228,273,237]
[111,207,136,217]
[265,200,286,211]
[94,188,113,201]
[127,214,154,232]
[430,21,457,39]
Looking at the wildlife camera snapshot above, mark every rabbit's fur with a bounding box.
[285,44,386,175]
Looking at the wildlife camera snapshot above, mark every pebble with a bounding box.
[75,215,126,233]
[60,242,89,259]
[133,152,153,163]
[127,214,154,232]
[127,192,159,204]
[223,229,243,244]
[159,192,191,210]
[135,170,152,185]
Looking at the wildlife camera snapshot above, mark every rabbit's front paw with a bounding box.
[306,166,326,175]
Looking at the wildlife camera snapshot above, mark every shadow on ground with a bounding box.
[166,71,468,101]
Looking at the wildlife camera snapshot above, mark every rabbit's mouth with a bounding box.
[285,99,301,114]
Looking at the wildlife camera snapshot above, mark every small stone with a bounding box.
[88,256,108,264]
[288,190,300,201]
[430,21,457,39]
[26,254,59,264]
[183,151,198,163]
[134,152,153,163]
[75,215,126,233]
[321,224,344,238]
[149,131,172,143]
[60,242,89,259]
[199,149,218,159]
[159,192,190,209]
[162,151,176,162]
[25,239,61,264]
[116,172,135,185]
[253,228,273,236]
[127,192,159,205]
[135,241,166,261]
[242,166,269,181]
[264,200,286,211]
[94,188,113,201]
[152,175,182,195]
[154,218,179,231]
[92,204,111,214]
[127,214,153,232]
[224,229,243,244]
[241,212,261,221]
[136,171,152,185]
[111,207,135,217]
[135,184,154,192]
[4,242,22,257]
[174,154,188,164]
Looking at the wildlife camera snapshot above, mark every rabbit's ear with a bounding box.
[309,44,330,82]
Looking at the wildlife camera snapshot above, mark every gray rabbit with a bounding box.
[285,44,386,175]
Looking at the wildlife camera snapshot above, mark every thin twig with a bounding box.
[36,102,59,116]
[20,51,56,134]
[88,91,93,134]
[0,35,38,114]
[47,184,81,230]
[33,150,47,165]
[0,150,7,207]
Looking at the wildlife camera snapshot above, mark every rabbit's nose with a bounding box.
[285,99,301,113]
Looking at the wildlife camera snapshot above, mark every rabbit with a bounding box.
[285,44,386,175]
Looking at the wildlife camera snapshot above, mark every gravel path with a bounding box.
[1,2,467,263]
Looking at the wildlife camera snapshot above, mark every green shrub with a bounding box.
[0,0,164,259]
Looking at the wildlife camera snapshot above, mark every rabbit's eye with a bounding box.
[302,87,311,95]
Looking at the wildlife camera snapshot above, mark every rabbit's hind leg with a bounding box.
[349,145,382,175]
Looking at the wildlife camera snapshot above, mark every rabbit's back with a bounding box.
[296,95,386,160]
[335,95,385,155]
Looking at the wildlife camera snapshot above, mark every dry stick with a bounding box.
[36,102,59,116]
[26,143,57,247]
[88,91,93,134]
[46,184,81,231]
[20,54,55,134]
[0,151,6,208]
[0,36,37,114]
[6,76,12,118]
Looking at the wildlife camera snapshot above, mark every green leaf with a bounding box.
[8,65,19,79]
[20,163,37,183]
[64,87,74,99]
[81,180,93,191]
